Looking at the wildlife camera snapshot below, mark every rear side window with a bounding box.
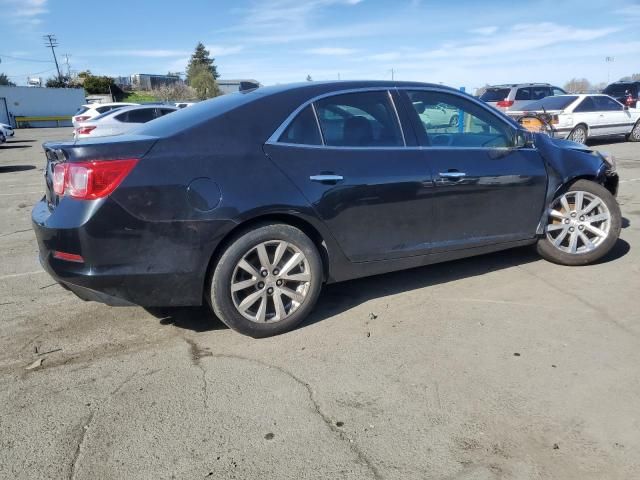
[573,97,595,113]
[531,87,551,100]
[515,88,531,101]
[279,106,322,145]
[480,88,511,102]
[314,91,403,147]
[521,95,578,111]
[552,87,566,96]
[118,108,157,123]
[158,108,176,116]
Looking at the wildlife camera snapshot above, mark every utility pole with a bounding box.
[43,34,62,81]
[605,56,614,84]
[388,68,395,81]
[63,53,71,78]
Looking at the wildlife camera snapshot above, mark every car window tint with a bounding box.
[122,108,156,123]
[75,106,89,115]
[531,87,550,100]
[594,96,622,111]
[406,90,512,148]
[552,87,566,96]
[479,88,510,102]
[96,106,110,114]
[279,105,322,145]
[314,91,403,147]
[573,97,596,113]
[515,88,531,100]
[158,108,176,116]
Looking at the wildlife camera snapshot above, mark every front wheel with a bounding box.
[628,120,640,142]
[209,223,323,337]
[537,180,621,266]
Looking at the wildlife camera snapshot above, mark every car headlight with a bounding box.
[599,151,616,171]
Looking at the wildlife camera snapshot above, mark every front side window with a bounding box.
[279,105,322,145]
[594,96,623,111]
[314,91,403,147]
[406,90,512,148]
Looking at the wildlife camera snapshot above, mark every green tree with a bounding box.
[45,75,72,88]
[190,64,220,100]
[0,73,16,86]
[186,42,219,85]
[83,75,116,94]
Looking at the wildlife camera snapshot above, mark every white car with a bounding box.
[414,101,459,128]
[0,123,15,144]
[74,105,178,139]
[72,102,138,127]
[509,94,640,144]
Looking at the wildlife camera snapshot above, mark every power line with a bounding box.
[43,34,62,80]
[0,53,52,63]
[6,67,57,79]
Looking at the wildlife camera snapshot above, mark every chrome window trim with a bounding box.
[267,87,406,147]
[266,85,525,150]
[310,102,325,146]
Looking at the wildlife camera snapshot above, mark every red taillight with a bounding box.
[53,250,84,263]
[75,115,91,122]
[76,126,96,135]
[496,100,514,108]
[52,159,138,200]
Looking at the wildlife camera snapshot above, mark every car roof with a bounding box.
[485,83,554,88]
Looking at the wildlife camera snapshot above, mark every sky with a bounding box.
[1,0,639,92]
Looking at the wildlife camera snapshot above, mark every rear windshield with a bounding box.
[480,88,511,102]
[604,83,638,96]
[75,106,89,115]
[519,95,579,111]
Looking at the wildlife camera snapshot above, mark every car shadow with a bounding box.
[0,165,36,173]
[7,139,38,143]
[147,239,631,335]
[0,144,32,150]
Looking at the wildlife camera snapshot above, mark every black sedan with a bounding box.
[32,81,621,337]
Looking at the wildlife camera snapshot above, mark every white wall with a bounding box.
[0,86,86,127]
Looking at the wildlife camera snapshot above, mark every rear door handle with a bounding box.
[439,171,466,179]
[310,174,344,183]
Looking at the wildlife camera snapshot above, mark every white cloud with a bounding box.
[204,45,244,56]
[104,49,191,58]
[470,26,498,35]
[305,47,358,56]
[0,0,48,24]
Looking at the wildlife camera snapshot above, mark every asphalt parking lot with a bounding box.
[1,128,639,480]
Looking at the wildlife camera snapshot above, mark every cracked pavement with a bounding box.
[1,129,639,479]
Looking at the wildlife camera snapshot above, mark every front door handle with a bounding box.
[310,174,344,184]
[439,171,466,179]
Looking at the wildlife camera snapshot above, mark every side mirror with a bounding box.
[514,129,535,148]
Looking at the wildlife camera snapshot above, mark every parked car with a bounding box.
[0,123,15,143]
[480,83,566,112]
[74,105,178,139]
[175,102,196,109]
[508,94,640,144]
[72,102,138,127]
[33,81,620,337]
[414,101,459,128]
[603,81,640,109]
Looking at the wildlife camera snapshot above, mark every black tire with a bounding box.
[449,114,459,127]
[0,133,5,144]
[536,180,621,266]
[568,124,588,144]
[208,223,323,338]
[628,120,640,142]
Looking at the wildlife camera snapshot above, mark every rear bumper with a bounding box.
[31,197,230,307]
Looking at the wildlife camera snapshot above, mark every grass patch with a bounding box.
[120,91,158,103]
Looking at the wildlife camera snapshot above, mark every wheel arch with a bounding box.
[203,212,332,300]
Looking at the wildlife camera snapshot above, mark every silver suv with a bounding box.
[480,83,566,112]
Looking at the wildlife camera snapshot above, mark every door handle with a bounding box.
[310,174,344,183]
[439,171,466,179]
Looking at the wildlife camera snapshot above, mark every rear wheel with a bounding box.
[449,114,459,127]
[537,180,621,266]
[209,223,323,337]
[628,120,640,142]
[568,124,588,144]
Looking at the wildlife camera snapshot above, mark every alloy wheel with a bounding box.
[632,122,640,140]
[230,240,312,323]
[546,190,611,254]
[569,127,586,144]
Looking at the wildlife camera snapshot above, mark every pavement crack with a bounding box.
[188,343,384,480]
[184,338,211,410]
[69,411,95,480]
[0,228,31,238]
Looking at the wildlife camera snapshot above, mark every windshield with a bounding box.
[480,88,511,102]
[519,95,578,111]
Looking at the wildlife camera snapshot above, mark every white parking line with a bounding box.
[0,270,46,280]
[620,178,640,183]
